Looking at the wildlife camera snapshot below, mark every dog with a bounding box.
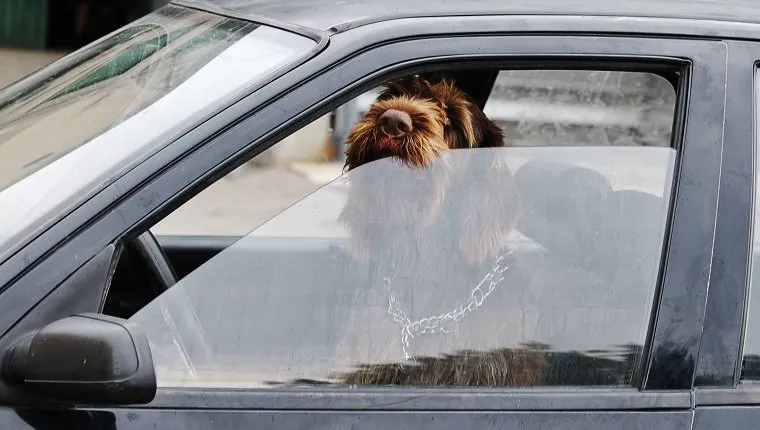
[328,75,548,387]
[340,75,518,266]
[343,75,507,171]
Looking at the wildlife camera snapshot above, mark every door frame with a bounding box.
[693,38,758,392]
[692,40,760,430]
[0,24,728,417]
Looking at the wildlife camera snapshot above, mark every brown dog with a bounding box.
[343,75,506,171]
[330,76,547,387]
[340,75,518,265]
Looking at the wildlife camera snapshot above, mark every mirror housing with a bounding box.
[2,313,156,406]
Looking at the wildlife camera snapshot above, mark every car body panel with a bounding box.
[693,40,757,389]
[177,0,760,32]
[0,409,695,430]
[693,404,760,430]
[688,37,760,430]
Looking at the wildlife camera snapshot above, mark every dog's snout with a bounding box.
[379,109,412,138]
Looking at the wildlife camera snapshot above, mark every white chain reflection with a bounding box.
[383,249,514,371]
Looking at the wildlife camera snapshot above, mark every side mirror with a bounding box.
[2,313,156,406]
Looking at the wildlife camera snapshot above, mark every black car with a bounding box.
[0,0,759,428]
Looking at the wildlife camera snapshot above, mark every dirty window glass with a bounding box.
[0,4,315,262]
[0,5,261,191]
[130,146,676,389]
[483,70,676,147]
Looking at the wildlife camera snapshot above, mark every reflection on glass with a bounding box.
[130,146,676,388]
[0,6,259,192]
[485,70,677,148]
[0,4,315,262]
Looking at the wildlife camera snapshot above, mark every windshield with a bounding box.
[130,146,676,388]
[0,5,315,261]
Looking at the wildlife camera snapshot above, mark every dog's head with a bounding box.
[344,75,505,171]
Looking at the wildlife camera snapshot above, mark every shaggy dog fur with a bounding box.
[344,75,506,171]
[330,75,548,387]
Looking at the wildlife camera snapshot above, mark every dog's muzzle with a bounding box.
[379,109,413,138]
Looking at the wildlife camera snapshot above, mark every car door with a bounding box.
[692,38,760,429]
[0,16,727,430]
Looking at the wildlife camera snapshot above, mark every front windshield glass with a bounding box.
[130,146,676,389]
[0,5,315,261]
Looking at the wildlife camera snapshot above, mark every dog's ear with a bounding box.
[337,181,372,262]
[457,151,520,264]
[477,116,507,148]
[439,82,506,149]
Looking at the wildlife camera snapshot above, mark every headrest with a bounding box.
[514,158,613,263]
[513,158,665,278]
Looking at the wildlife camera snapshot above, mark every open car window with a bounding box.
[129,146,676,389]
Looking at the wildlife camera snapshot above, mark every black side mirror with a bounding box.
[2,313,156,406]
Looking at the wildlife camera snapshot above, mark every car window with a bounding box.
[127,68,680,389]
[130,145,676,389]
[484,70,676,147]
[152,69,677,237]
[0,4,316,263]
[116,67,681,389]
[348,70,676,149]
[740,71,760,382]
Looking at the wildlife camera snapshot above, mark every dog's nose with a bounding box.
[379,109,413,138]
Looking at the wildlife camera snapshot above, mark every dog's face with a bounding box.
[344,75,505,171]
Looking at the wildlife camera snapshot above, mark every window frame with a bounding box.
[698,41,760,406]
[0,24,727,411]
[697,42,758,391]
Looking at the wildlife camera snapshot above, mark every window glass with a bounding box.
[131,145,676,388]
[485,70,676,147]
[153,69,677,238]
[740,72,760,381]
[0,5,307,191]
[353,70,676,148]
[151,114,335,237]
[0,4,315,262]
[121,68,680,389]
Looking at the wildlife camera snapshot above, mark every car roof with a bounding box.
[176,0,760,33]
